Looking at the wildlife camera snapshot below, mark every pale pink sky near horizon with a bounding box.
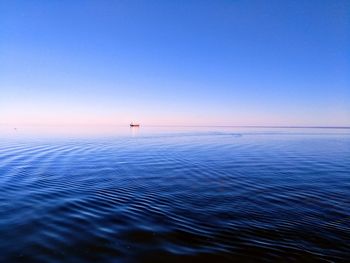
[1,106,349,127]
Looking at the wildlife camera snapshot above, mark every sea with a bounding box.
[0,126,349,262]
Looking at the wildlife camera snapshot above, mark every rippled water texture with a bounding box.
[0,127,349,262]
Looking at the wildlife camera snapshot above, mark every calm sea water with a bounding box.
[0,127,349,262]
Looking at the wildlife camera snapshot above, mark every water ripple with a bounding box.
[0,132,349,262]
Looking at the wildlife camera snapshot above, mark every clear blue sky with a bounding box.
[1,0,349,126]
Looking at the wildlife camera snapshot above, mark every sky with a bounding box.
[1,0,349,126]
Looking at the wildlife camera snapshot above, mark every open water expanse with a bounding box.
[0,126,349,262]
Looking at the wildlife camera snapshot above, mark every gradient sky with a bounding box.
[1,0,349,126]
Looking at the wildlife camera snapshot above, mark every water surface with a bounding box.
[0,127,349,262]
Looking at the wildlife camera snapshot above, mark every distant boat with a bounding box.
[130,122,140,127]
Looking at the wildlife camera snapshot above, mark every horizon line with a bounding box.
[1,123,350,129]
[145,125,350,129]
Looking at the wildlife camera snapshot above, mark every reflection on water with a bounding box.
[130,126,140,137]
[0,127,349,262]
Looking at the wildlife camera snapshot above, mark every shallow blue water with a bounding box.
[0,128,349,262]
